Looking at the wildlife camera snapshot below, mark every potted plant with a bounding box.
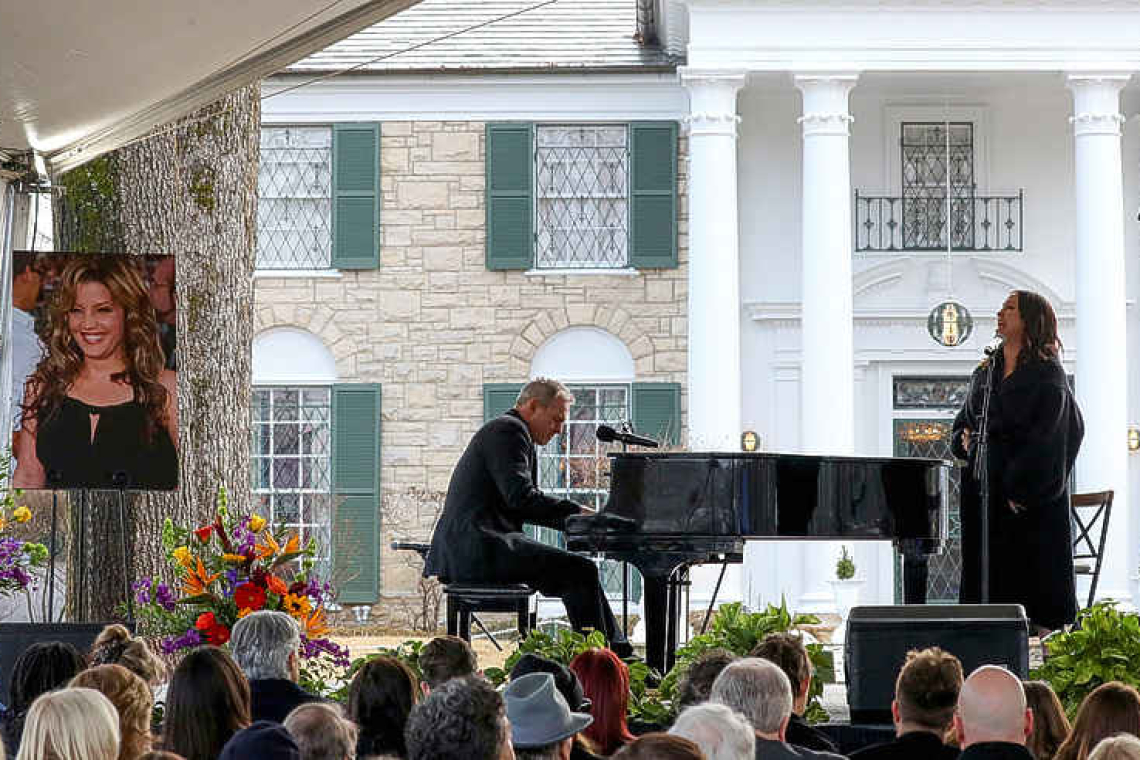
[828,546,864,628]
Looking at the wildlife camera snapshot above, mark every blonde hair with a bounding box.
[71,665,154,760]
[90,625,165,686]
[15,687,120,760]
[1089,735,1140,760]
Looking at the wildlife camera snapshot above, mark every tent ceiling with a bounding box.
[1,0,419,174]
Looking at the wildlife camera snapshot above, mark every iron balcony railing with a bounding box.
[854,190,1024,253]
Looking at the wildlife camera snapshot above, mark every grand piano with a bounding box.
[564,452,951,673]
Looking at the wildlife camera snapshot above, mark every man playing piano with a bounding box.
[425,378,634,658]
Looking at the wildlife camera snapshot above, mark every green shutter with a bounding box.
[629,121,679,269]
[332,383,382,604]
[632,382,682,446]
[483,383,525,422]
[485,123,534,270]
[332,123,380,269]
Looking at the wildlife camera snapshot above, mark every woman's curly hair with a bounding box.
[21,256,169,440]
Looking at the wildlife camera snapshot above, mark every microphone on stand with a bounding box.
[596,424,659,449]
[983,335,1004,356]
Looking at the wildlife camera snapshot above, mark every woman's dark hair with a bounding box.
[161,646,250,760]
[1025,680,1072,760]
[612,733,706,760]
[1,640,86,754]
[1055,682,1140,760]
[1015,290,1062,364]
[348,656,419,757]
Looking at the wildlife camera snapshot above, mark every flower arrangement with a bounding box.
[0,450,49,597]
[132,489,350,689]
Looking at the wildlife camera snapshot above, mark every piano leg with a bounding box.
[902,552,929,604]
[641,571,672,675]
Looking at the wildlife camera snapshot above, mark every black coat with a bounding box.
[757,737,848,760]
[952,352,1083,629]
[249,678,323,724]
[425,410,579,583]
[850,730,959,760]
[787,714,840,755]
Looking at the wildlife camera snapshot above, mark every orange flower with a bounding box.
[302,606,329,638]
[237,607,254,619]
[255,531,280,559]
[222,553,249,564]
[265,575,288,596]
[282,533,301,554]
[182,558,220,597]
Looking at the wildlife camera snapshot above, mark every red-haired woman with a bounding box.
[569,648,636,756]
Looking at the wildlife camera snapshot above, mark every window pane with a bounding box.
[257,126,333,270]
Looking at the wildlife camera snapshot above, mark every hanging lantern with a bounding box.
[927,300,973,347]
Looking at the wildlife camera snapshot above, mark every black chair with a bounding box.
[390,541,536,650]
[1071,490,1114,608]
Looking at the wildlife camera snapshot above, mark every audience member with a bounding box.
[404,675,513,760]
[90,625,166,688]
[750,634,838,754]
[670,702,756,760]
[611,734,707,759]
[160,646,250,760]
[710,658,844,760]
[1,641,87,756]
[417,636,477,694]
[953,666,1033,760]
[569,648,636,755]
[15,687,119,760]
[850,647,963,760]
[505,672,592,760]
[510,655,601,760]
[139,753,185,760]
[218,720,300,760]
[1055,682,1140,760]
[348,656,419,759]
[1088,735,1140,760]
[1025,681,1071,760]
[71,664,154,760]
[676,649,739,712]
[231,610,322,723]
[284,703,357,760]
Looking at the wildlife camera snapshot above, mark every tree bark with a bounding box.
[54,85,259,621]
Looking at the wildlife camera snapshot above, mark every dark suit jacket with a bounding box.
[787,714,840,754]
[757,737,848,760]
[850,730,959,760]
[249,678,322,724]
[425,410,579,583]
[959,743,1033,760]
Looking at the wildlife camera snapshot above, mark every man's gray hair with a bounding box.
[284,702,358,760]
[516,378,574,408]
[231,610,301,680]
[710,658,793,735]
[671,702,756,760]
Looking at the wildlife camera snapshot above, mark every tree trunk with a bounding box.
[54,85,259,622]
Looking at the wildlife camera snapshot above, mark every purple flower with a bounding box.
[133,579,152,606]
[160,628,203,655]
[300,636,351,668]
[155,582,176,612]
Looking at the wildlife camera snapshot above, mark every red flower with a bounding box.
[195,611,216,631]
[234,582,267,612]
[288,581,308,596]
[194,526,214,543]
[206,624,230,646]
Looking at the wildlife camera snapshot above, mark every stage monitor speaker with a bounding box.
[0,623,125,701]
[845,605,1029,725]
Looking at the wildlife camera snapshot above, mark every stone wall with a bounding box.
[254,120,689,625]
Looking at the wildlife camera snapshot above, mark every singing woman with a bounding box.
[952,290,1083,632]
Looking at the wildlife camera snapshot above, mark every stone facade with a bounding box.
[254,120,689,624]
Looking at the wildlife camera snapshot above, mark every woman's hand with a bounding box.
[960,428,972,451]
[1008,499,1025,514]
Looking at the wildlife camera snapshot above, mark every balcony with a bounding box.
[854,190,1023,253]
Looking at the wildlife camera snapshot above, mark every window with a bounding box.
[901,123,975,250]
[251,387,333,565]
[535,125,629,269]
[258,126,333,270]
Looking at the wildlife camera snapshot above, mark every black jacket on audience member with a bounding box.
[787,714,841,754]
[958,742,1033,760]
[850,730,959,760]
[757,737,847,760]
[249,678,322,724]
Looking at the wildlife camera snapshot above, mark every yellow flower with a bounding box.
[172,546,193,567]
[237,607,254,619]
[248,514,267,532]
[0,517,6,532]
[12,506,31,523]
[282,593,312,618]
[222,553,249,564]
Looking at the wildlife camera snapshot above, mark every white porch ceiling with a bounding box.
[1,0,419,174]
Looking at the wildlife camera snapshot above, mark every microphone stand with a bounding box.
[973,350,998,603]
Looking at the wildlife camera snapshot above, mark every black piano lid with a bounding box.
[606,451,952,466]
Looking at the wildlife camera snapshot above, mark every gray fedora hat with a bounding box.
[505,672,593,748]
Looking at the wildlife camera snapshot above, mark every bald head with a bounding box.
[954,666,1033,747]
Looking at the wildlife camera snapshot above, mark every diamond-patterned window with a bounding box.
[257,127,333,270]
[535,126,629,269]
[901,123,975,250]
[251,387,333,567]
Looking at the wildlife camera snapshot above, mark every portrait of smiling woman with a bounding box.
[13,255,179,490]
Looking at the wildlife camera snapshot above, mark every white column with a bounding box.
[681,69,746,450]
[794,74,858,612]
[796,74,858,455]
[1068,73,1131,604]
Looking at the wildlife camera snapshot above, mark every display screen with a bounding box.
[8,252,178,491]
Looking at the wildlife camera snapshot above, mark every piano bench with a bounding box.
[443,584,536,647]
